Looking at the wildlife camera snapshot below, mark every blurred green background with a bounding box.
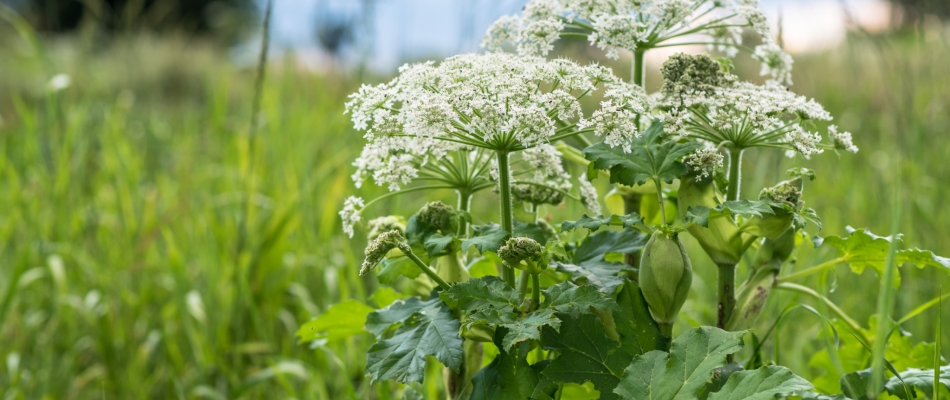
[0,0,949,399]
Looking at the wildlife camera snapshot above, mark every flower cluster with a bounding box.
[340,196,364,238]
[512,144,573,206]
[578,173,601,215]
[482,0,792,83]
[360,230,407,276]
[828,124,859,153]
[686,145,724,180]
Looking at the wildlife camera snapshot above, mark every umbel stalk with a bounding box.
[495,150,517,288]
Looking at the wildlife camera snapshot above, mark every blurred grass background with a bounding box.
[1,5,949,399]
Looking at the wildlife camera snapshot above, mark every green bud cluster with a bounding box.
[638,231,693,325]
[497,237,543,266]
[418,201,460,234]
[535,218,558,240]
[661,53,733,96]
[366,216,406,241]
[747,177,805,239]
[758,177,803,205]
[360,230,407,276]
[511,183,564,206]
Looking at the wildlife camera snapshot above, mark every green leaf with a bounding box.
[557,229,647,293]
[541,281,620,314]
[470,329,545,400]
[787,167,816,181]
[365,297,426,338]
[296,299,374,342]
[613,327,745,400]
[685,200,778,228]
[613,281,663,356]
[703,363,744,399]
[840,368,873,400]
[539,313,631,400]
[424,233,459,257]
[815,227,950,287]
[584,121,702,186]
[376,254,424,284]
[884,366,950,399]
[440,276,523,314]
[365,297,463,384]
[801,207,823,231]
[707,366,813,400]
[560,213,646,233]
[462,225,509,254]
[472,308,562,351]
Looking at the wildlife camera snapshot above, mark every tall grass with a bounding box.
[0,25,947,398]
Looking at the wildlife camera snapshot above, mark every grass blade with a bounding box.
[869,164,902,400]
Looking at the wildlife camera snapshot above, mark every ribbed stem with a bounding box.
[404,248,451,290]
[495,150,517,288]
[726,149,743,201]
[457,190,472,237]
[532,273,541,311]
[717,263,737,329]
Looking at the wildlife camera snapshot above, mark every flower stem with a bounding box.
[654,178,667,226]
[717,263,737,329]
[531,273,541,311]
[726,148,743,201]
[457,189,472,237]
[403,248,451,290]
[657,323,673,351]
[623,193,643,272]
[775,258,846,283]
[632,49,645,86]
[495,150,517,288]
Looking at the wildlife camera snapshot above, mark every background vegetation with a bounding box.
[0,5,948,399]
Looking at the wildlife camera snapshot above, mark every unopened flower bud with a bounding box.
[418,201,460,234]
[367,216,406,241]
[638,231,693,324]
[747,178,804,239]
[360,230,406,276]
[497,237,543,268]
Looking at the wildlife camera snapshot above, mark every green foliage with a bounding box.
[815,226,950,287]
[296,299,374,342]
[470,330,544,400]
[556,229,647,293]
[884,366,950,399]
[685,200,779,228]
[365,297,463,384]
[560,213,646,233]
[708,366,813,400]
[584,121,702,186]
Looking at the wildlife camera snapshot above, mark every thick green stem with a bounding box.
[657,323,673,351]
[717,263,737,329]
[404,248,451,290]
[726,149,743,201]
[532,273,541,311]
[623,194,643,272]
[519,270,530,295]
[632,49,645,86]
[654,178,667,226]
[495,150,517,288]
[457,189,472,237]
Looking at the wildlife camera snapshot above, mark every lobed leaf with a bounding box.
[470,330,546,400]
[708,366,813,400]
[685,200,778,228]
[541,281,619,314]
[560,213,646,233]
[440,276,523,315]
[296,299,374,342]
[583,121,702,187]
[613,327,745,400]
[884,366,950,399]
[365,298,463,384]
[557,229,647,293]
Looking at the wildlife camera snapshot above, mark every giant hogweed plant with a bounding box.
[300,1,950,399]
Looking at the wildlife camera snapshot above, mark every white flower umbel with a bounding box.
[483,0,787,76]
[579,173,601,216]
[339,196,365,238]
[828,124,859,153]
[753,42,795,85]
[686,145,724,180]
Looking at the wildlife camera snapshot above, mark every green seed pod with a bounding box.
[638,231,693,324]
[418,201,460,234]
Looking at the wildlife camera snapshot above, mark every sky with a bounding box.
[263,0,892,72]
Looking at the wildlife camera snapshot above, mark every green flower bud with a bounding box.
[751,228,797,267]
[661,53,733,97]
[745,178,804,239]
[497,237,543,272]
[511,182,565,206]
[418,201,460,234]
[536,218,558,240]
[366,216,406,241]
[360,230,407,276]
[638,231,693,324]
[678,175,753,265]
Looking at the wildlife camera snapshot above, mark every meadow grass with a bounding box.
[0,28,948,399]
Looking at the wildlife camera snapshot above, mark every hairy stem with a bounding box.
[776,258,846,283]
[457,189,472,237]
[726,148,743,201]
[654,178,667,226]
[717,263,737,329]
[495,150,517,288]
[404,248,451,290]
[532,273,541,311]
